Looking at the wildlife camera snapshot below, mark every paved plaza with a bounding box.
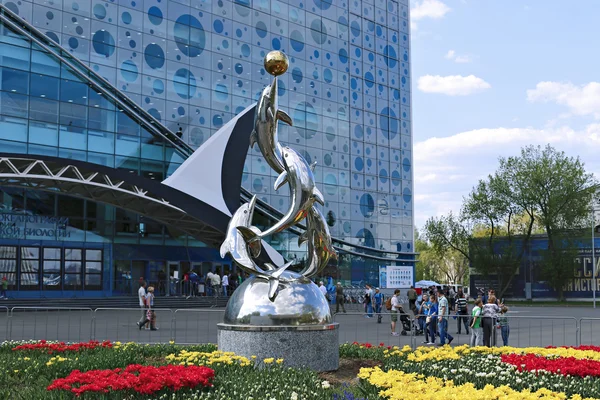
[1,304,599,348]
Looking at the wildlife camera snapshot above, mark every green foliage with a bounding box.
[424,144,597,300]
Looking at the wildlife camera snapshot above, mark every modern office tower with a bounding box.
[0,0,413,297]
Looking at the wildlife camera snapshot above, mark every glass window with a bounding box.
[85,274,101,286]
[1,67,29,94]
[29,97,59,123]
[65,249,82,261]
[63,273,81,290]
[0,91,28,119]
[20,259,39,288]
[44,248,61,260]
[60,79,88,105]
[86,249,102,261]
[85,261,101,273]
[0,246,17,285]
[30,74,59,100]
[21,247,39,259]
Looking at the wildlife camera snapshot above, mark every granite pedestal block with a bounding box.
[217,323,339,372]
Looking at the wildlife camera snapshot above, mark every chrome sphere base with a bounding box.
[217,323,339,372]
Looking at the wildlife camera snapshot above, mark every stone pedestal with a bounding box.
[217,323,339,372]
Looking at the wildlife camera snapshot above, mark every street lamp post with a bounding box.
[593,210,596,309]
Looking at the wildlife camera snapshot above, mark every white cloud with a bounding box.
[417,74,491,96]
[454,55,472,63]
[445,50,472,63]
[527,81,600,118]
[413,124,600,229]
[411,0,451,20]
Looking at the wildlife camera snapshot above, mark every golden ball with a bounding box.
[264,51,289,76]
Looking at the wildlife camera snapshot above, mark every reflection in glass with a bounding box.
[63,273,82,289]
[65,249,82,261]
[85,261,101,273]
[20,260,39,287]
[85,274,101,286]
[85,249,102,261]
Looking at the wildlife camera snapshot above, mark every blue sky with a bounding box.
[410,0,600,229]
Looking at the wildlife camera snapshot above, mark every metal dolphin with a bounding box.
[219,196,262,275]
[237,146,324,250]
[250,77,293,175]
[298,206,337,278]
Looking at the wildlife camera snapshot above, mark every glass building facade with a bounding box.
[0,0,414,297]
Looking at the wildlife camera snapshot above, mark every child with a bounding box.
[497,306,510,346]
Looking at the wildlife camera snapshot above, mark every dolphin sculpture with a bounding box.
[250,77,293,175]
[298,206,338,278]
[219,196,262,275]
[238,146,324,251]
[220,196,296,301]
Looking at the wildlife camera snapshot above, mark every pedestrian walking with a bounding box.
[0,276,8,299]
[319,281,327,297]
[374,288,384,323]
[418,294,430,339]
[222,272,229,296]
[437,291,454,346]
[140,286,158,331]
[426,295,438,344]
[364,284,374,318]
[470,298,484,346]
[335,282,346,313]
[136,281,147,329]
[455,293,470,334]
[390,289,401,336]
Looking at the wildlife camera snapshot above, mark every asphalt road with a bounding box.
[0,304,599,348]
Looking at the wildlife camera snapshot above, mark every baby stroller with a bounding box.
[398,307,416,336]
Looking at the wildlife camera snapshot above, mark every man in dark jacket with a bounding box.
[335,282,346,313]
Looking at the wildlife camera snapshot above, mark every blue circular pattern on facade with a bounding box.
[68,37,79,49]
[93,4,106,20]
[92,30,115,57]
[173,68,196,99]
[290,30,304,52]
[174,15,205,57]
[153,79,164,94]
[310,19,327,44]
[255,21,268,38]
[356,228,375,248]
[360,193,375,217]
[144,43,165,69]
[120,60,138,82]
[314,0,332,10]
[148,6,163,25]
[215,83,228,101]
[402,157,411,172]
[383,45,397,68]
[403,187,412,204]
[354,156,364,171]
[379,107,399,139]
[339,48,348,63]
[213,19,224,33]
[122,12,132,24]
[292,67,303,83]
[350,21,360,37]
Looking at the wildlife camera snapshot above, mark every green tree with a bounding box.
[415,229,442,282]
[512,145,597,300]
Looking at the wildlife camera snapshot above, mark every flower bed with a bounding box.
[3,340,600,399]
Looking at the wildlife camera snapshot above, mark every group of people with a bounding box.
[136,281,158,331]
[182,270,244,298]
[344,282,511,347]
[417,287,510,347]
